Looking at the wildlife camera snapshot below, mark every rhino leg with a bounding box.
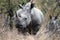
[32,23,41,35]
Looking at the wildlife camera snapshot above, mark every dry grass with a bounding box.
[0,13,60,40]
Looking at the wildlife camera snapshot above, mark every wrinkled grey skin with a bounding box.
[14,2,44,35]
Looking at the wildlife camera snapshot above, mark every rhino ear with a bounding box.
[55,16,58,20]
[30,3,34,9]
[16,13,18,18]
[27,0,30,2]
[18,4,23,9]
[49,15,52,19]
[54,13,59,20]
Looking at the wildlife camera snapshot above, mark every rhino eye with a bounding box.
[24,18,27,20]
[19,15,21,17]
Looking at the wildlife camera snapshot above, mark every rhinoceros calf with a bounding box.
[14,2,44,35]
[46,15,59,33]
